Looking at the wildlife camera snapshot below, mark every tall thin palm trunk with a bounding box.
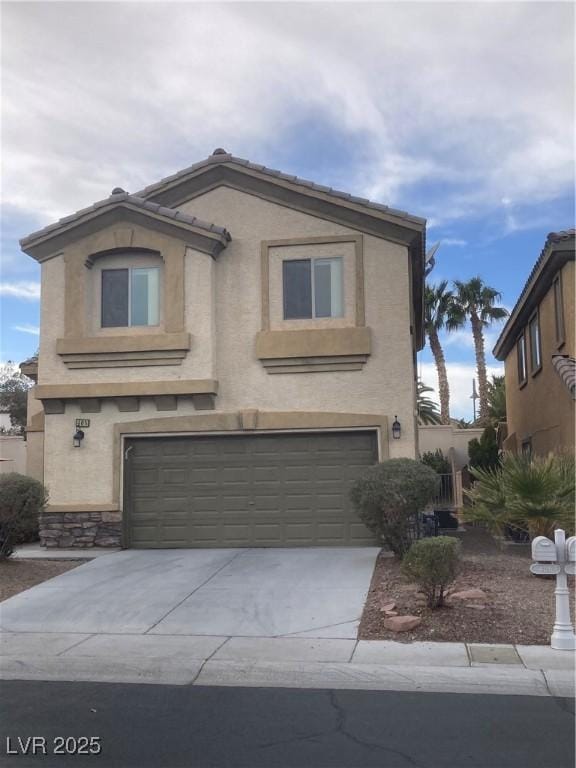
[471,312,489,423]
[428,328,451,425]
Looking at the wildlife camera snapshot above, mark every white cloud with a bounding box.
[12,324,40,336]
[419,361,504,421]
[0,282,40,300]
[0,3,572,229]
[442,238,468,247]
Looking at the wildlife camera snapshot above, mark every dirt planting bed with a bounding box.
[359,530,575,645]
[0,559,84,602]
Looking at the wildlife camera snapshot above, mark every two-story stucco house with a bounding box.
[20,149,426,549]
[493,229,575,456]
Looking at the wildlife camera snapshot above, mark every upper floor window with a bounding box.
[101,267,160,328]
[282,257,343,320]
[528,311,542,373]
[553,274,565,346]
[517,333,527,386]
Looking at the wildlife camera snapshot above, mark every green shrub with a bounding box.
[350,459,439,558]
[0,473,48,559]
[402,536,460,608]
[465,452,575,539]
[421,449,451,475]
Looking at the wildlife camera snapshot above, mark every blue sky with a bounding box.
[1,2,574,419]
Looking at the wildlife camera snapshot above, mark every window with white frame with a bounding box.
[517,333,527,385]
[528,312,542,373]
[101,267,160,328]
[282,257,343,320]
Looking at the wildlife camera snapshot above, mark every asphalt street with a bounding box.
[0,681,573,768]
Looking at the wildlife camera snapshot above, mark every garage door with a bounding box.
[125,431,378,548]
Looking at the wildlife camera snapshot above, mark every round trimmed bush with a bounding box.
[349,458,439,557]
[401,536,461,608]
[0,473,48,558]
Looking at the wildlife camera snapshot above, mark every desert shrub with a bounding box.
[402,536,460,608]
[350,459,439,557]
[465,452,575,539]
[468,426,500,471]
[0,473,48,559]
[421,449,451,475]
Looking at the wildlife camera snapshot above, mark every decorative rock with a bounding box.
[383,615,422,632]
[449,588,487,601]
[380,601,396,612]
[383,610,398,616]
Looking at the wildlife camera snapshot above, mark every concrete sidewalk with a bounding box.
[0,633,573,698]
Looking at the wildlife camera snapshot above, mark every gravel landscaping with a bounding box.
[359,528,575,645]
[0,559,84,602]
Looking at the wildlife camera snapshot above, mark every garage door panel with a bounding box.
[126,431,377,547]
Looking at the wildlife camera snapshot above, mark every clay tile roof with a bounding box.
[135,152,425,226]
[552,355,576,399]
[20,192,231,248]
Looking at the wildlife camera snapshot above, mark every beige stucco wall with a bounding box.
[504,260,575,455]
[35,186,419,507]
[0,437,27,475]
[418,425,484,470]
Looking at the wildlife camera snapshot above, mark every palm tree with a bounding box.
[424,282,464,424]
[452,277,508,425]
[486,374,506,426]
[416,380,442,425]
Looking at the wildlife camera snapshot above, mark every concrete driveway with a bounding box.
[0,548,379,638]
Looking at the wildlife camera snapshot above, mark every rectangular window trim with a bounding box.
[528,310,542,376]
[101,267,160,328]
[517,332,527,387]
[553,273,565,348]
[282,256,344,320]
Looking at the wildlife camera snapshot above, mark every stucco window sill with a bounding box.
[255,327,371,373]
[56,332,191,369]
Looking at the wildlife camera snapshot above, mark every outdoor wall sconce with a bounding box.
[73,429,85,448]
[392,416,401,440]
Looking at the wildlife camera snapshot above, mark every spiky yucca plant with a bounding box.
[465,453,575,539]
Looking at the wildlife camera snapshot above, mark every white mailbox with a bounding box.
[532,536,557,562]
[565,537,576,576]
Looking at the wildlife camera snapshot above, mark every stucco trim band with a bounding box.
[35,379,218,401]
[46,504,120,514]
[56,332,191,368]
[256,327,371,360]
[56,333,191,355]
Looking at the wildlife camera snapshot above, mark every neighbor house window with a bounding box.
[101,267,160,328]
[517,333,527,385]
[528,312,542,373]
[283,257,343,320]
[553,274,565,346]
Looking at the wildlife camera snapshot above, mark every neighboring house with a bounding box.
[493,230,575,456]
[19,149,426,549]
[0,436,27,475]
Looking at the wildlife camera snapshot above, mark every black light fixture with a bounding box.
[391,416,401,440]
[73,429,85,448]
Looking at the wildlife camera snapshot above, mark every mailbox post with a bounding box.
[531,529,576,651]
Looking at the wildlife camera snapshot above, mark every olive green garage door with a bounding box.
[124,431,378,548]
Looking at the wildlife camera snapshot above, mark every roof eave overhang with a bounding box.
[139,161,427,349]
[20,203,230,262]
[493,243,574,360]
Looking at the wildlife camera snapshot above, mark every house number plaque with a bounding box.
[75,419,91,428]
